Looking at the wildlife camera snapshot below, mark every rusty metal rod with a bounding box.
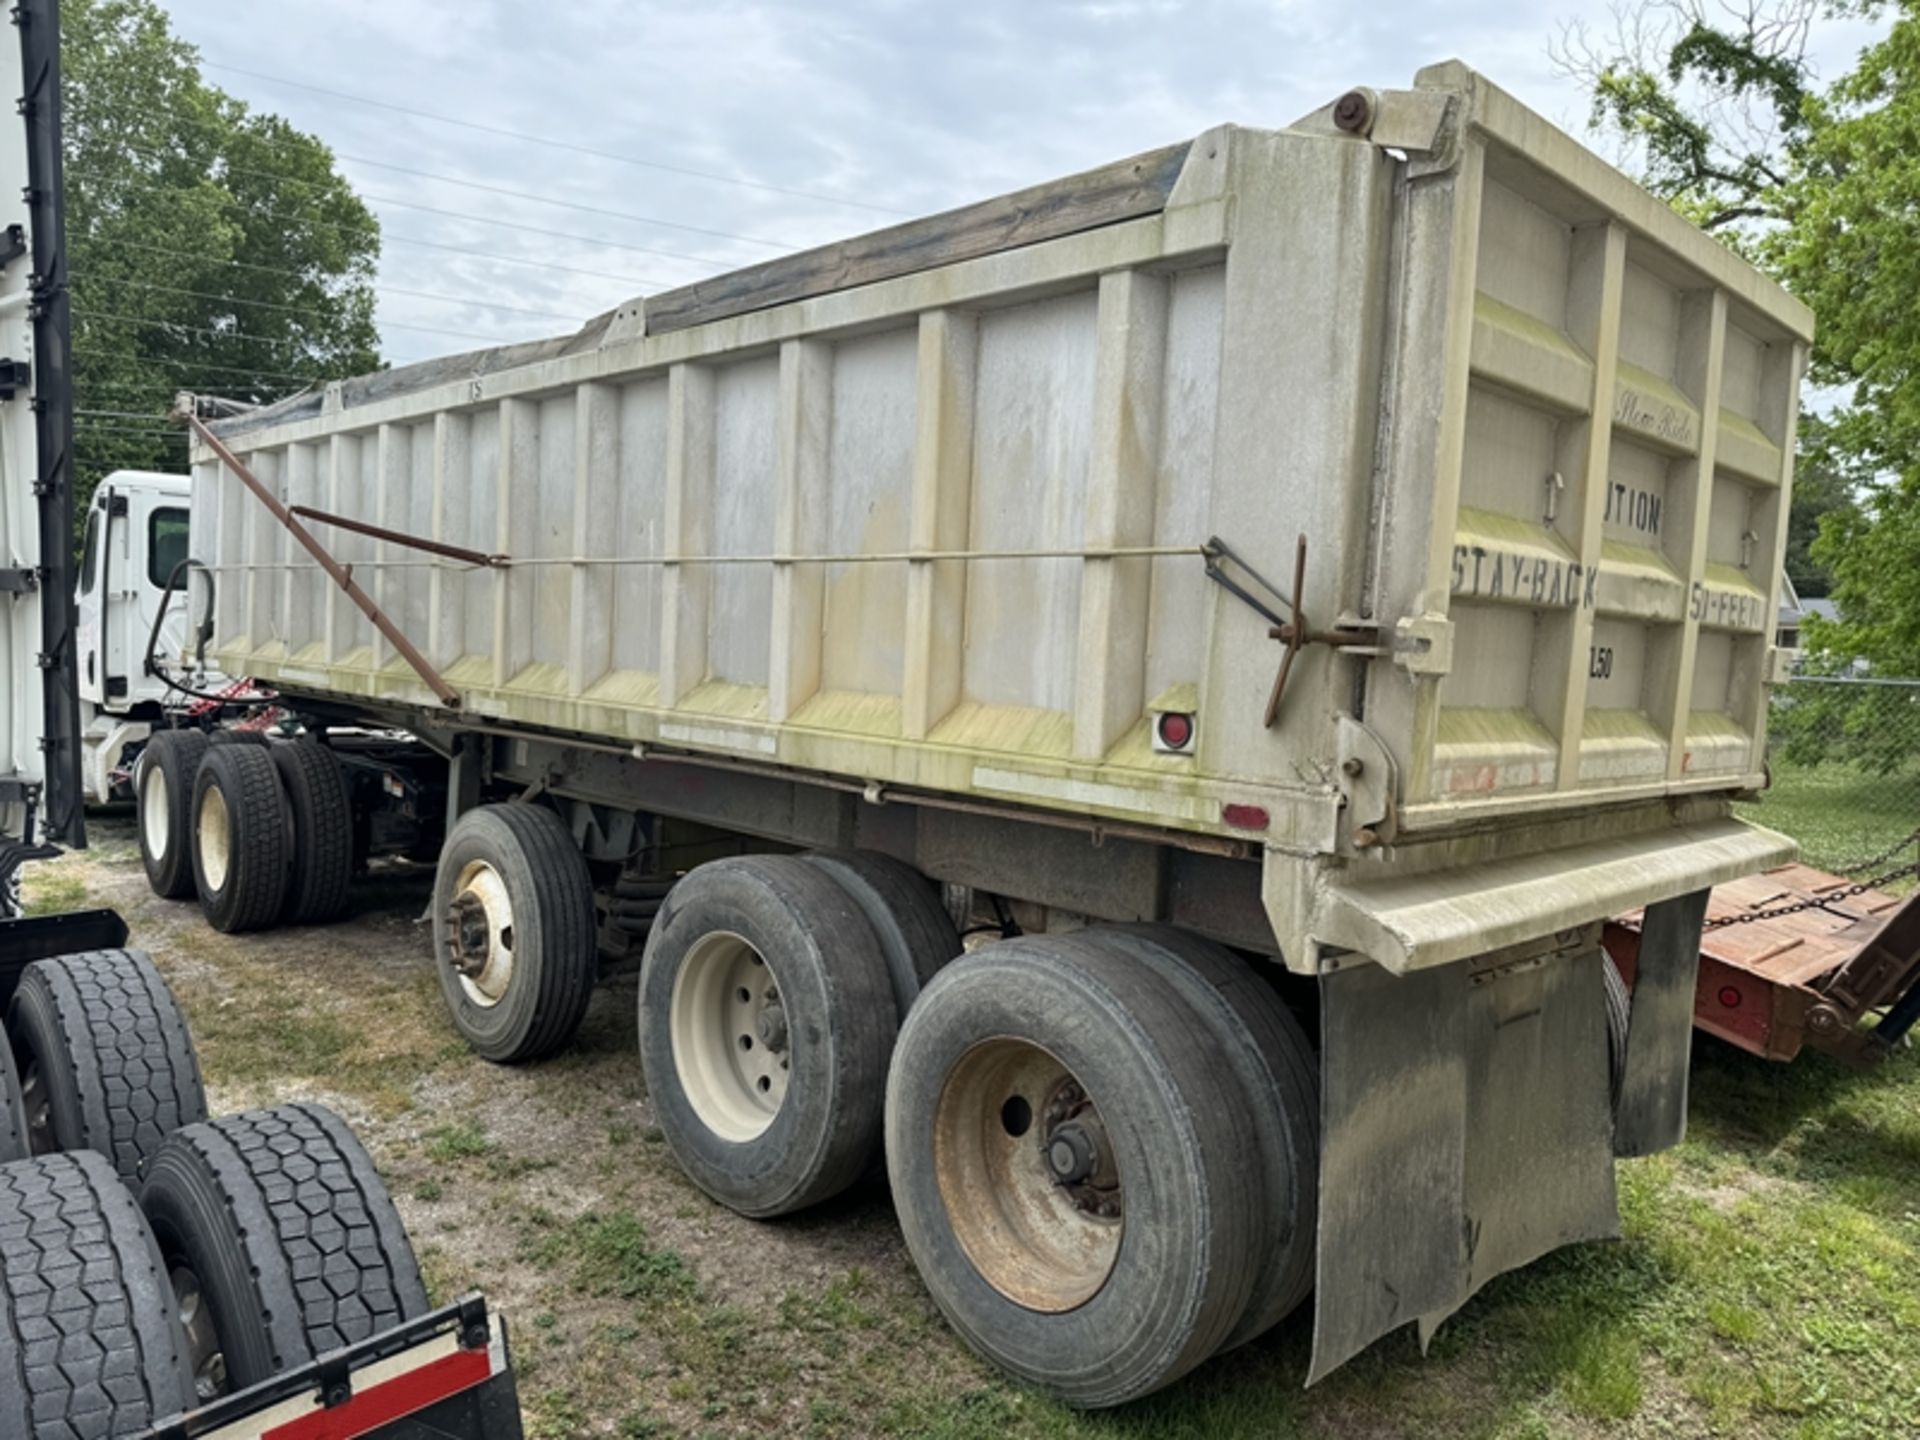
[288,504,507,569]
[181,412,462,709]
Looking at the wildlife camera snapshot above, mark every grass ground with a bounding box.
[1739,760,1920,875]
[27,816,1920,1440]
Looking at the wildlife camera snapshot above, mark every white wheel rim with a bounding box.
[446,860,516,1008]
[142,763,170,861]
[670,931,790,1142]
[195,784,231,891]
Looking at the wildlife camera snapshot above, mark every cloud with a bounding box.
[154,0,1875,369]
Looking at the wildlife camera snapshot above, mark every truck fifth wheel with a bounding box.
[170,63,1809,1402]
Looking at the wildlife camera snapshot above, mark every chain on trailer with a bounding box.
[1704,824,1920,929]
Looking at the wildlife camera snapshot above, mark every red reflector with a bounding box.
[1222,803,1270,831]
[1156,711,1194,750]
[263,1346,492,1440]
[1718,985,1743,1010]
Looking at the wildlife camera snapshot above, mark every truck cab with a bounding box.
[74,468,195,800]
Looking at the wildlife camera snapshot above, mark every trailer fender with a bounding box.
[1307,936,1619,1384]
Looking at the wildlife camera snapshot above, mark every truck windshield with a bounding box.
[148,506,189,589]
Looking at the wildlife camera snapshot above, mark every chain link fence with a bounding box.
[1740,675,1920,878]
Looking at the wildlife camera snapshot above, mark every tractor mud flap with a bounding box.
[1308,944,1620,1384]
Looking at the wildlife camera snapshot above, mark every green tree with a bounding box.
[1556,2,1920,778]
[1785,10,1920,672]
[62,0,381,506]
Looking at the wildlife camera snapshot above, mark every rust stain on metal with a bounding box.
[1263,534,1380,728]
[289,504,509,570]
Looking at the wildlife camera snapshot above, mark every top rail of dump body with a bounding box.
[190,62,1810,970]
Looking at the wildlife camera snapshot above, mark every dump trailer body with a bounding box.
[192,62,1806,976]
[187,63,1812,1382]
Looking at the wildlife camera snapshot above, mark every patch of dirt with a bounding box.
[1671,1169,1788,1215]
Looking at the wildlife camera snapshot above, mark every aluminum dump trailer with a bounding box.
[170,61,1811,1402]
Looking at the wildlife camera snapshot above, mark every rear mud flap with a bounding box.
[1614,890,1708,1156]
[1308,944,1619,1384]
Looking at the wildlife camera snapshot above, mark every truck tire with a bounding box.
[640,855,897,1217]
[6,948,208,1183]
[0,1038,26,1163]
[1095,926,1318,1347]
[1604,951,1630,1114]
[0,1151,196,1437]
[271,739,354,925]
[139,1103,429,1396]
[193,742,291,933]
[207,728,271,746]
[800,850,961,1016]
[884,935,1262,1408]
[138,727,210,900]
[432,803,597,1063]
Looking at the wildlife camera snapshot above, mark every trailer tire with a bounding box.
[0,1151,195,1438]
[640,856,897,1217]
[138,727,209,900]
[192,742,291,933]
[271,739,354,925]
[207,728,270,746]
[1097,926,1318,1348]
[6,948,207,1182]
[0,1036,26,1163]
[1603,951,1630,1114]
[800,850,961,1016]
[433,803,597,1063]
[139,1103,429,1396]
[884,936,1262,1408]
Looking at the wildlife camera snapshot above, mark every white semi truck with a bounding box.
[38,49,1815,1414]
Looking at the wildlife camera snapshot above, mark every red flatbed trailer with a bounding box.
[1606,862,1920,1066]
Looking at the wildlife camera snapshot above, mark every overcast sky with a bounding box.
[153,1,1885,371]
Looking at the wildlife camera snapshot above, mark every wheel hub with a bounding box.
[1045,1122,1098,1185]
[756,997,789,1052]
[445,861,515,1007]
[1040,1080,1121,1218]
[171,1263,229,1402]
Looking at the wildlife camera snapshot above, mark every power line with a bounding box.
[73,345,332,385]
[78,408,189,422]
[385,232,665,289]
[74,421,190,438]
[79,277,579,340]
[198,59,909,219]
[79,366,307,398]
[88,244,602,321]
[93,127,794,253]
[95,235,663,294]
[337,152,790,251]
[75,168,736,271]
[76,306,506,350]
